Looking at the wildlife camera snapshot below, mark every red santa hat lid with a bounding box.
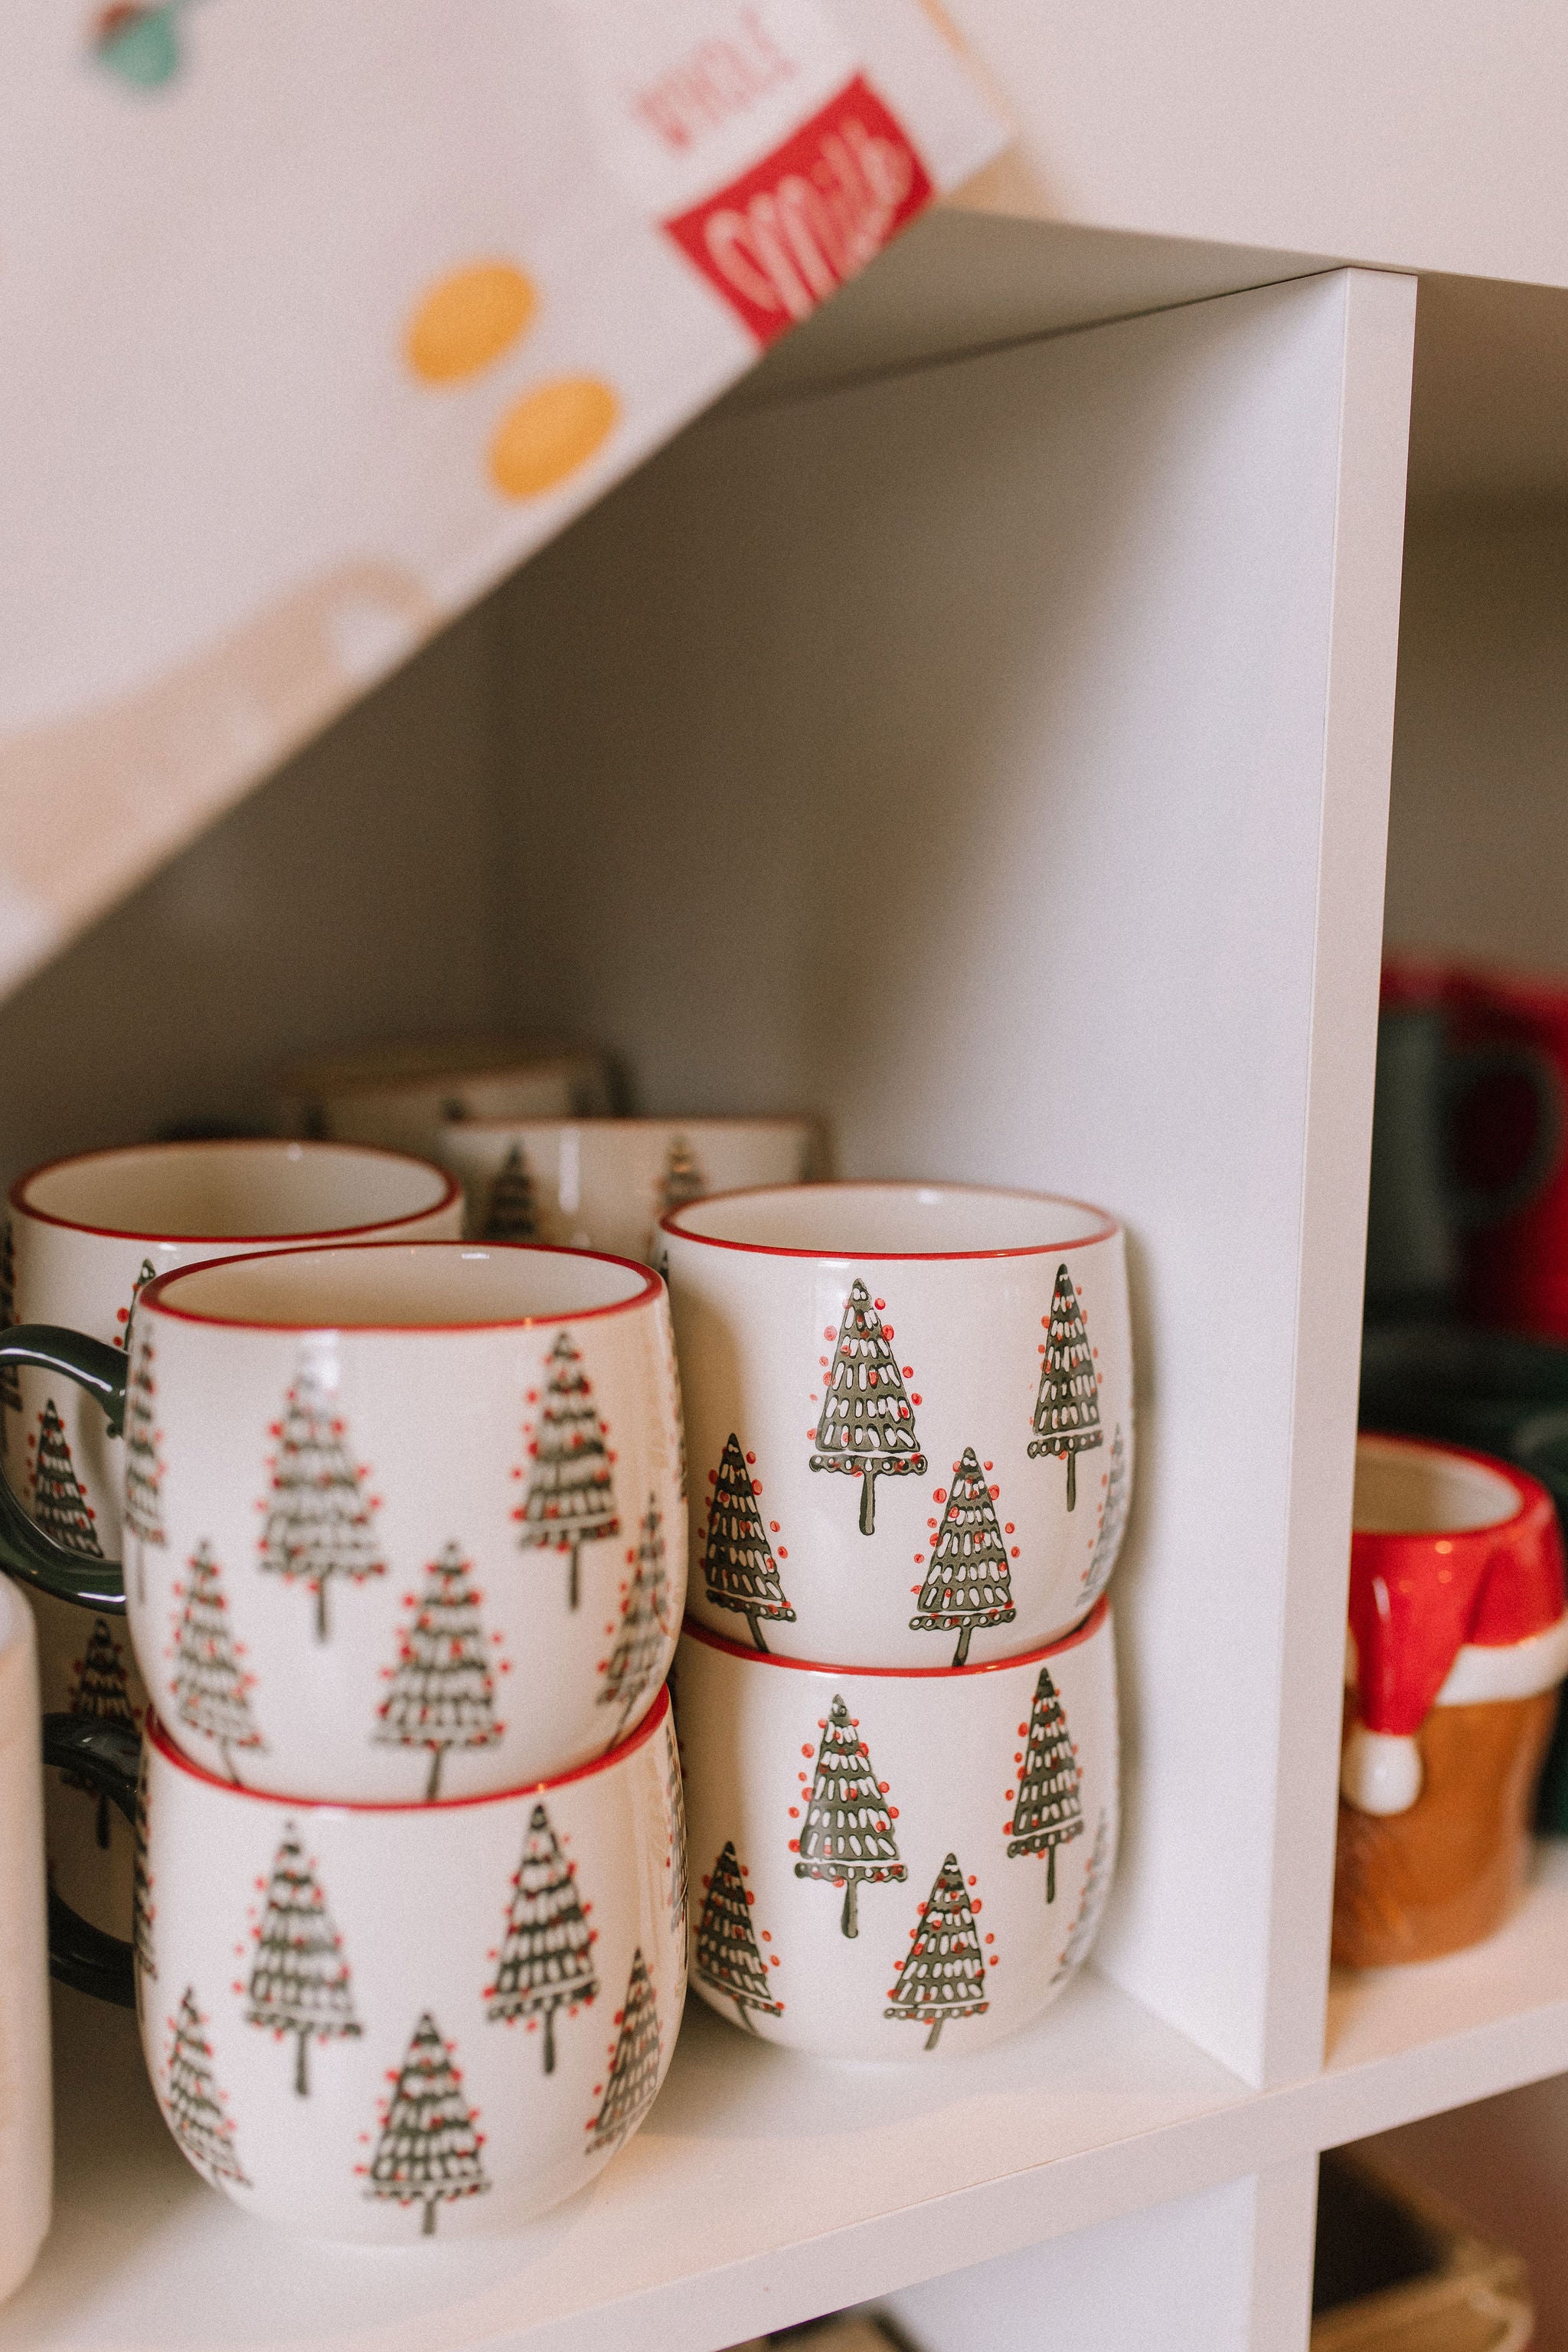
[1349,1432,1566,1740]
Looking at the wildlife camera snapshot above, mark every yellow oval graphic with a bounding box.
[406,263,537,384]
[489,377,619,499]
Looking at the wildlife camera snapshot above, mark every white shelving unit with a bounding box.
[8,18,1568,2344]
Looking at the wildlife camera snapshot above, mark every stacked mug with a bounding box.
[662,1181,1130,2060]
[0,1138,692,2241]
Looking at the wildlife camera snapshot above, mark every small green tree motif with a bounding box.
[658,1137,706,1220]
[884,1852,990,2050]
[374,1544,505,1801]
[1083,1424,1129,1603]
[61,1616,136,1847]
[361,2012,489,2236]
[482,1144,539,1241]
[122,1332,165,1596]
[258,1364,385,1640]
[514,1331,619,1611]
[1028,1263,1102,1509]
[113,1257,158,1352]
[244,1824,361,2095]
[1051,1808,1113,1984]
[132,1766,155,1986]
[0,1219,20,1427]
[485,1801,598,2074]
[584,1948,662,2155]
[1006,1664,1084,1901]
[701,1433,795,1652]
[910,1448,1018,1665]
[172,1540,266,1783]
[662,1717,688,1942]
[695,1841,783,2033]
[793,1694,905,1938]
[810,1280,925,1535]
[164,1986,249,2187]
[597,1496,670,1742]
[30,1399,103,1557]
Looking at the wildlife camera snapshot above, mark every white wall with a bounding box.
[1384,505,1568,970]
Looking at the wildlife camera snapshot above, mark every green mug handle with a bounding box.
[0,1325,128,1612]
[40,1712,139,2009]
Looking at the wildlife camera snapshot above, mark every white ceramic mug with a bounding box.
[0,1139,462,1936]
[437,1116,821,1261]
[0,1582,48,2304]
[276,1040,611,1158]
[675,1599,1118,2060]
[662,1184,1133,1668]
[48,1687,686,2239]
[5,1241,685,1802]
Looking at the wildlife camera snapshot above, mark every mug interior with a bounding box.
[1354,1434,1521,1535]
[665,1181,1115,1257]
[147,1240,657,1329]
[17,1140,453,1241]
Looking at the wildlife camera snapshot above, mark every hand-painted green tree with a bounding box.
[374,1544,504,1800]
[258,1365,385,1639]
[597,1496,670,1742]
[172,1541,266,1784]
[1027,1263,1102,1509]
[810,1281,925,1535]
[485,1801,598,2074]
[1006,1664,1084,1900]
[701,1432,795,1652]
[244,1825,361,2095]
[164,1986,249,2187]
[122,1334,166,1596]
[694,1840,783,2034]
[482,1143,539,1241]
[910,1449,1017,1665]
[792,1694,905,1937]
[132,1767,156,1988]
[31,1399,103,1557]
[61,1616,136,1846]
[361,2013,488,2236]
[1083,1424,1129,1602]
[514,1331,619,1610]
[884,1852,989,2050]
[1051,1808,1113,1984]
[584,1948,662,2155]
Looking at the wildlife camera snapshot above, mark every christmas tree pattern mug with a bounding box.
[675,1598,1118,2060]
[662,1183,1133,1668]
[0,1139,463,1940]
[45,1688,686,2237]
[436,1116,820,1264]
[3,1240,685,1802]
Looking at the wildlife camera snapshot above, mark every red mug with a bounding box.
[1336,1433,1568,1966]
[1446,966,1568,1338]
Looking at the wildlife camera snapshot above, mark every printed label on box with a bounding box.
[662,74,932,344]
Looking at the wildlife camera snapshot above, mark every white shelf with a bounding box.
[15,1850,1568,2352]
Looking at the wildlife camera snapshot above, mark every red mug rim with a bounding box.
[145,1682,670,1809]
[11,1137,462,1247]
[679,1592,1109,1677]
[139,1237,665,1333]
[1354,1429,1547,1544]
[660,1179,1121,1262]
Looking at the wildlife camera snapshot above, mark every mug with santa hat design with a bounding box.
[1334,1432,1568,1968]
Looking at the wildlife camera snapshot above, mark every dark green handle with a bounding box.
[1445,1044,1566,1230]
[0,1325,127,1612]
[41,1712,139,2009]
